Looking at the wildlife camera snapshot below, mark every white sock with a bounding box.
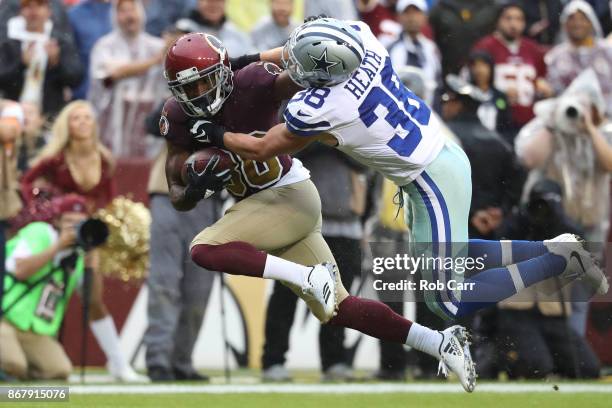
[262,255,311,286]
[405,322,443,359]
[90,315,128,371]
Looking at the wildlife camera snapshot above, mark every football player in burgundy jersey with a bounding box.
[162,35,466,385]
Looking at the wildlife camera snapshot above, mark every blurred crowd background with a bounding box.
[1,0,612,384]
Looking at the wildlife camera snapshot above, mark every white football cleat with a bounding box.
[545,234,609,295]
[437,325,476,393]
[108,363,150,383]
[301,262,337,322]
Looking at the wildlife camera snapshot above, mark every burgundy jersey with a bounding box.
[473,35,546,127]
[161,62,293,200]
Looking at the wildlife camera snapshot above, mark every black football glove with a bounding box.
[187,119,227,148]
[229,53,261,70]
[184,156,232,202]
[304,14,329,23]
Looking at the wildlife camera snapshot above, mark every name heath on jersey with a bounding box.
[343,50,383,99]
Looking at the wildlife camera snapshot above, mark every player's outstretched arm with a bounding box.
[259,47,284,66]
[224,123,315,162]
[231,47,284,70]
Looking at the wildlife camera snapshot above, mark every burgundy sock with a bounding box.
[190,242,267,277]
[329,296,413,343]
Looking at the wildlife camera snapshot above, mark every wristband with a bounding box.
[230,53,261,70]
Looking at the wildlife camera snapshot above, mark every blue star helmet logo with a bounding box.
[309,48,340,74]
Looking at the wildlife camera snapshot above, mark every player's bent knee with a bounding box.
[190,243,219,271]
[189,230,215,252]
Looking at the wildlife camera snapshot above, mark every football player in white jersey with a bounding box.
[193,17,608,389]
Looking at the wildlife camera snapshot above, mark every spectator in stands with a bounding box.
[144,0,196,37]
[519,0,563,46]
[0,0,83,118]
[522,73,612,245]
[16,101,47,173]
[546,0,612,117]
[387,0,441,106]
[305,0,358,20]
[473,2,553,144]
[19,100,147,382]
[1,100,24,314]
[178,0,254,56]
[429,0,499,75]
[515,69,612,335]
[466,50,513,142]
[584,0,612,36]
[496,179,600,380]
[142,86,218,382]
[357,0,400,40]
[67,0,112,99]
[251,0,298,50]
[262,146,367,382]
[0,0,73,41]
[88,0,167,158]
[441,75,525,239]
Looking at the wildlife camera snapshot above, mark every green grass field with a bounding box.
[8,391,611,408]
[5,369,612,408]
[5,381,612,408]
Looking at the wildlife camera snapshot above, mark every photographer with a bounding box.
[0,194,104,380]
[495,179,601,379]
[516,69,612,336]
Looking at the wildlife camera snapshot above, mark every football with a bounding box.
[180,147,234,185]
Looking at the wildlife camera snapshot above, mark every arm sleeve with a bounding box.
[6,223,59,282]
[0,40,24,92]
[544,49,563,95]
[20,157,54,203]
[161,98,193,150]
[47,34,85,88]
[5,239,32,273]
[145,101,165,137]
[234,62,280,101]
[88,39,113,91]
[283,93,333,137]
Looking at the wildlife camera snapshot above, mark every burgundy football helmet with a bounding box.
[164,32,233,117]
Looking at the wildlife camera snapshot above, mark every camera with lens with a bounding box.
[553,95,590,134]
[74,218,109,250]
[565,105,581,120]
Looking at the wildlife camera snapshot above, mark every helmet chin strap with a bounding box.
[207,97,223,116]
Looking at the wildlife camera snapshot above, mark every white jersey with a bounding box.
[283,22,444,186]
